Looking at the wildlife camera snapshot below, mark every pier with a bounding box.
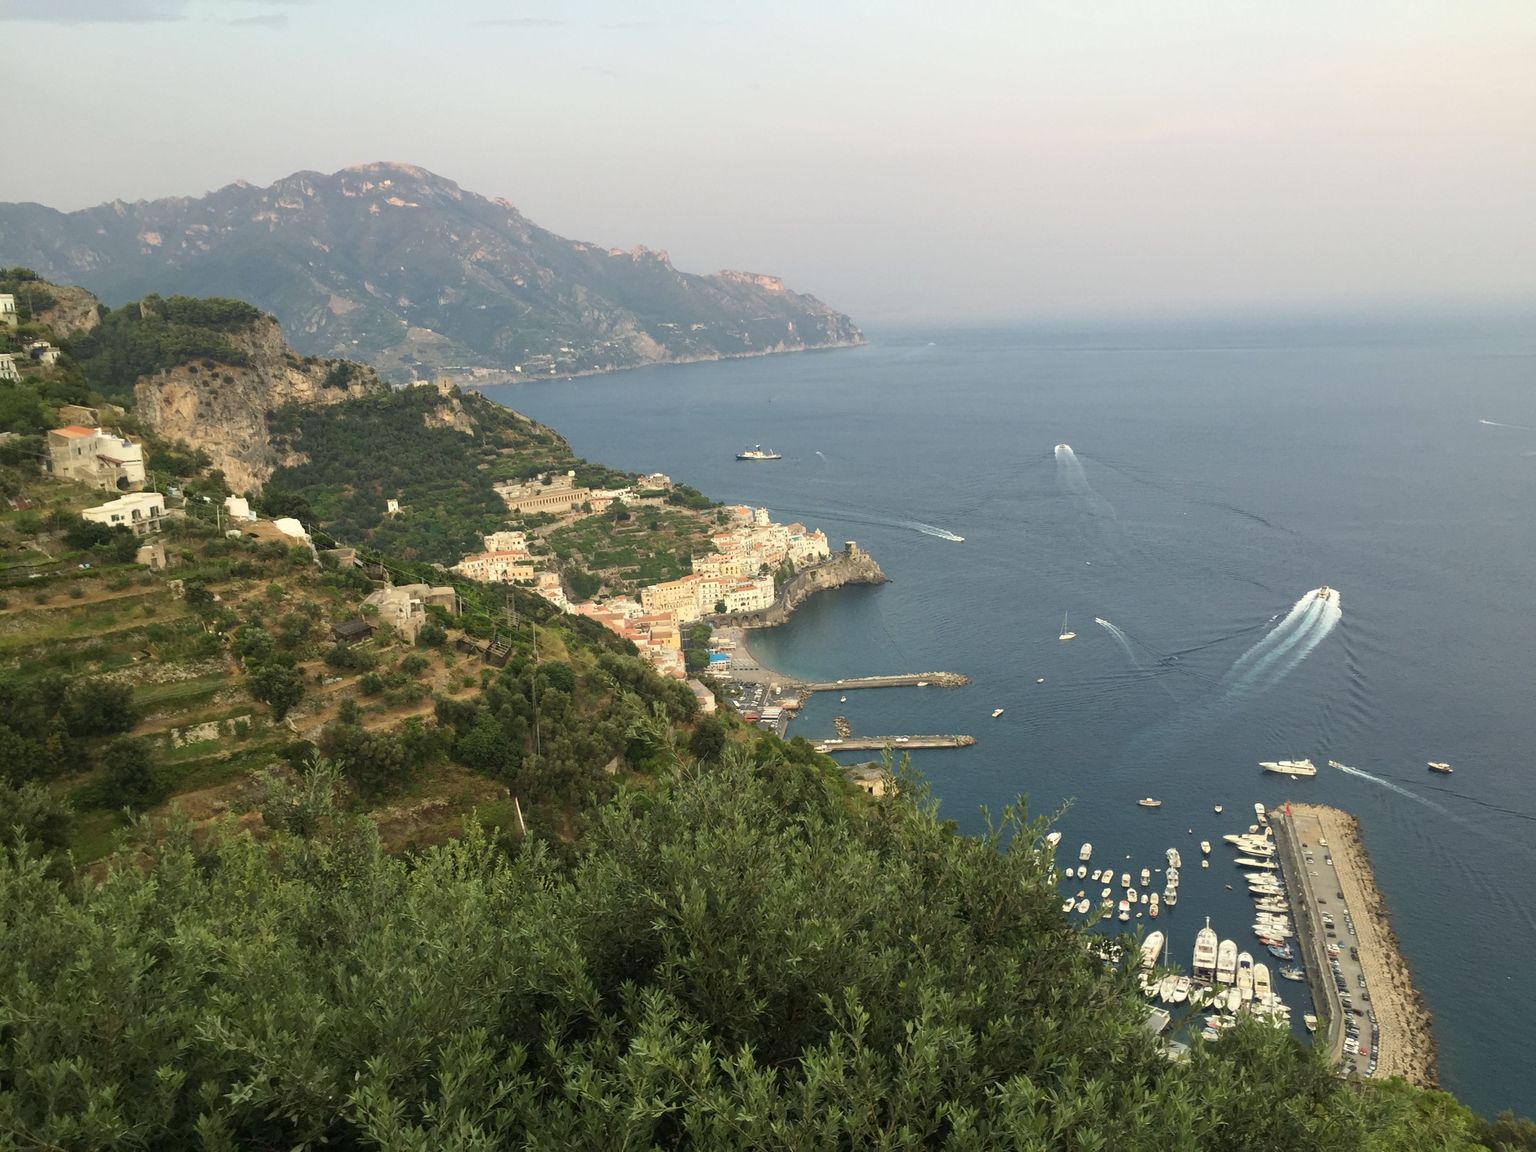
[813,735,975,751]
[802,672,969,693]
[1274,803,1436,1085]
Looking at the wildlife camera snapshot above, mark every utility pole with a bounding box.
[530,619,540,764]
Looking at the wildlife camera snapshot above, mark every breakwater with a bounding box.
[815,735,976,751]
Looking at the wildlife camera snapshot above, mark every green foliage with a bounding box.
[265,388,571,564]
[100,737,164,810]
[246,663,305,721]
[0,757,1490,1147]
[565,567,600,602]
[67,294,259,404]
[687,713,727,761]
[0,673,136,785]
[317,723,415,801]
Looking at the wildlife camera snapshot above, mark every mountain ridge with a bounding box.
[0,163,863,380]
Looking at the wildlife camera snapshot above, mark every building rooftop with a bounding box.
[52,425,98,439]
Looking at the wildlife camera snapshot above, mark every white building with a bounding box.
[47,426,146,492]
[0,294,16,329]
[0,354,18,383]
[362,583,456,643]
[483,529,527,552]
[223,496,258,522]
[81,492,165,535]
[720,576,776,614]
[453,550,536,583]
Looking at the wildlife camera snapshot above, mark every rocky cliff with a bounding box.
[715,547,888,629]
[0,162,863,380]
[130,311,382,494]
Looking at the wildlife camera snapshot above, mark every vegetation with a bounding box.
[0,753,1503,1148]
[546,506,718,592]
[67,295,262,404]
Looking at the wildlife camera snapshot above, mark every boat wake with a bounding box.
[1221,589,1341,697]
[906,521,965,542]
[1479,419,1535,432]
[1094,617,1138,664]
[1054,444,1119,520]
[1330,760,1454,818]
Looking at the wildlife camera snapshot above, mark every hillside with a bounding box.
[0,162,863,380]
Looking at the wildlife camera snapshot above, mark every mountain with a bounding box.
[0,163,862,379]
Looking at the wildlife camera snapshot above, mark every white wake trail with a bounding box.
[1095,617,1139,664]
[906,521,965,542]
[1223,589,1341,695]
[1480,419,1536,432]
[1331,761,1453,817]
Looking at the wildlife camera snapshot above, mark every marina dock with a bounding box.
[802,672,969,693]
[813,735,976,751]
[1274,803,1437,1085]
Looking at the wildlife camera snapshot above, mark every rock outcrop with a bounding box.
[133,314,381,494]
[714,546,888,629]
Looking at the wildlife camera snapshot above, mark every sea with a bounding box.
[482,315,1536,1115]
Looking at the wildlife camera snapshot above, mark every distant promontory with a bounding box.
[0,162,862,381]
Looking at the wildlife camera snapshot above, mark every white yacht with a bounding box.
[1045,831,1062,849]
[1140,930,1165,969]
[1058,611,1076,642]
[1253,964,1273,1000]
[1079,842,1093,862]
[1261,758,1317,778]
[1200,840,1211,855]
[1120,871,1132,888]
[1216,939,1238,985]
[1237,952,1255,1001]
[1140,867,1151,887]
[1193,918,1219,980]
[1254,802,1268,823]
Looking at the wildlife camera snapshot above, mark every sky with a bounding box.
[2,0,1534,322]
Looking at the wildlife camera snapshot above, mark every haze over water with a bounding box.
[484,315,1536,1114]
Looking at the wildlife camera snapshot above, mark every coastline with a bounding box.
[1289,803,1438,1086]
[458,335,866,389]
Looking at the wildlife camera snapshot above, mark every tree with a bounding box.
[63,679,138,738]
[247,663,305,721]
[687,714,727,762]
[100,737,163,810]
[318,724,412,800]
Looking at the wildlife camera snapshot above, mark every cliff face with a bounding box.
[716,548,888,629]
[0,162,863,380]
[133,314,381,494]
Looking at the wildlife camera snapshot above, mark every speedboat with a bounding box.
[1200,840,1211,855]
[736,445,782,460]
[1166,848,1182,869]
[991,708,1005,718]
[1046,832,1062,848]
[1428,761,1454,775]
[1138,798,1163,809]
[1303,1013,1318,1032]
[1079,842,1093,862]
[1280,966,1306,982]
[1140,867,1151,886]
[1062,897,1075,913]
[1141,931,1165,968]
[1120,872,1131,888]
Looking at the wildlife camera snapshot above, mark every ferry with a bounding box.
[1138,797,1163,809]
[1079,842,1093,862]
[1427,761,1454,775]
[735,445,782,460]
[1261,758,1317,778]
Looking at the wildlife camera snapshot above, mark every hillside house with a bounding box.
[0,354,18,383]
[81,491,165,535]
[47,426,146,492]
[0,294,16,328]
[362,583,456,643]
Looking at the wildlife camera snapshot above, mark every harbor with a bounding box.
[1275,803,1438,1085]
[813,734,976,752]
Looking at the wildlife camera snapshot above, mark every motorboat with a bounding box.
[1120,872,1131,888]
[1253,963,1272,1000]
[1140,867,1151,887]
[1261,758,1318,778]
[1118,900,1131,921]
[1148,893,1160,918]
[735,445,782,460]
[1075,898,1090,914]
[1076,865,1087,878]
[1200,840,1211,855]
[1315,586,1333,603]
[1079,842,1093,862]
[1062,897,1075,913]
[1428,761,1454,775]
[1303,1013,1318,1032]
[1141,931,1165,968]
[1138,798,1163,809]
[1046,832,1062,848]
[1166,848,1182,869]
[1163,888,1177,907]
[1268,943,1294,961]
[1213,804,1223,814]
[1254,802,1267,823]
[1280,966,1306,982]
[991,708,1005,718]
[1127,887,1138,903]
[1157,974,1179,1001]
[1237,952,1255,1001]
[1216,939,1238,985]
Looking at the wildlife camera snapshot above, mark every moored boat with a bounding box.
[1216,938,1238,985]
[1193,918,1219,980]
[1141,930,1165,969]
[1079,842,1093,862]
[1200,840,1211,855]
[1237,952,1255,1001]
[1280,966,1305,982]
[1138,797,1163,809]
[1303,1013,1318,1032]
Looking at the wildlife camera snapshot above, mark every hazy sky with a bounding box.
[3,0,1534,321]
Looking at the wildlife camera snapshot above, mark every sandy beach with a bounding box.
[1290,803,1437,1086]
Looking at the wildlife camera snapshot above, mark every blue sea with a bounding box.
[483,316,1536,1115]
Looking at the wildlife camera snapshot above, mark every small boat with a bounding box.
[1075,898,1090,914]
[1213,804,1223,814]
[1267,943,1294,961]
[991,708,1005,718]
[1058,611,1076,642]
[1163,888,1177,907]
[1202,859,1209,868]
[1428,761,1454,775]
[1315,586,1332,602]
[1303,1013,1318,1032]
[1120,872,1131,888]
[1079,843,1093,862]
[1140,930,1165,968]
[1076,865,1087,878]
[1157,974,1178,1001]
[736,445,783,460]
[1140,868,1151,887]
[1138,798,1163,809]
[1280,966,1306,982]
[1062,898,1075,913]
[1036,677,1045,683]
[1200,840,1211,855]
[1166,848,1182,869]
[1126,887,1138,903]
[1173,976,1191,1004]
[840,696,847,703]
[1148,893,1160,918]
[1165,867,1179,884]
[1045,832,1062,848]
[1254,802,1267,823]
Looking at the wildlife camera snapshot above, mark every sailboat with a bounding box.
[1058,611,1076,642]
